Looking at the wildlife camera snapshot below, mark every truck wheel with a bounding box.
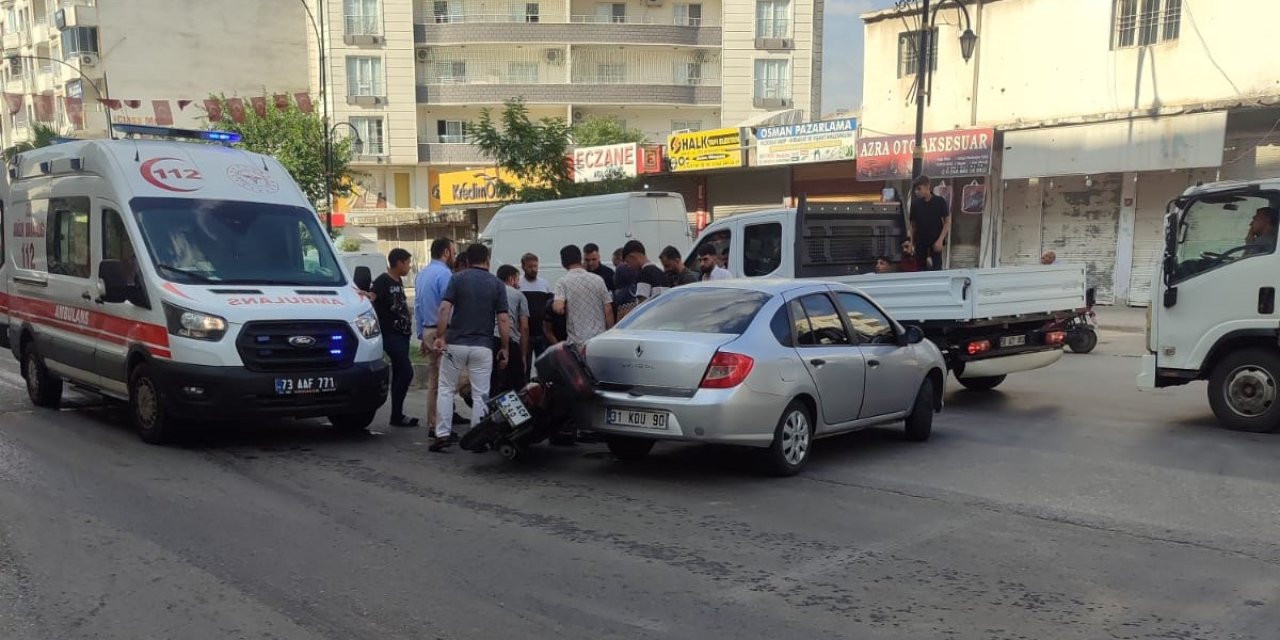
[957,374,1006,391]
[606,435,655,461]
[1208,349,1280,433]
[22,342,63,408]
[1067,329,1098,354]
[761,401,813,477]
[130,364,176,445]
[329,411,377,434]
[904,379,934,442]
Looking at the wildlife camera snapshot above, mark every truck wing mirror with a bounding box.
[353,266,373,291]
[98,260,129,304]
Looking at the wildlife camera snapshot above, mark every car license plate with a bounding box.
[606,408,669,430]
[1000,334,1027,348]
[274,376,337,395]
[496,391,533,426]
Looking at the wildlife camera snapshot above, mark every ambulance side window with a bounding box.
[102,208,139,281]
[47,196,91,279]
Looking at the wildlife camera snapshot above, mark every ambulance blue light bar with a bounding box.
[111,123,242,144]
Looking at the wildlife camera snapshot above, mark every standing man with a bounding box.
[553,245,615,344]
[583,243,615,291]
[909,174,951,271]
[372,248,418,428]
[660,246,699,287]
[432,244,510,452]
[696,244,733,281]
[492,265,530,394]
[619,240,668,318]
[415,237,454,432]
[520,252,552,372]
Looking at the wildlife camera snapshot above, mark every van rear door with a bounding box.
[32,195,101,386]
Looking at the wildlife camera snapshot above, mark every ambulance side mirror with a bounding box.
[98,260,130,304]
[353,266,373,292]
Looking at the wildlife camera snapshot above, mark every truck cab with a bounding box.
[1139,179,1280,433]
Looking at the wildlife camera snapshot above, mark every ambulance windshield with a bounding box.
[131,197,346,287]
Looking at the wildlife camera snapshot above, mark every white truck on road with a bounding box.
[1138,178,1280,433]
[691,199,1087,390]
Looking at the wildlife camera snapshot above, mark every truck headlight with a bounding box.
[162,303,227,341]
[354,309,381,339]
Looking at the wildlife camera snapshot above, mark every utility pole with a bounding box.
[912,0,931,181]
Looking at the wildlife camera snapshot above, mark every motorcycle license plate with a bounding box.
[496,392,533,426]
[1000,335,1026,348]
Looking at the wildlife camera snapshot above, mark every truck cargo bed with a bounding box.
[842,265,1087,323]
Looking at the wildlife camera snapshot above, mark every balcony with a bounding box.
[418,82,718,106]
[414,16,720,47]
[417,136,489,164]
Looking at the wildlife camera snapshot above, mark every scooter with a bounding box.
[459,342,596,460]
[1049,287,1099,354]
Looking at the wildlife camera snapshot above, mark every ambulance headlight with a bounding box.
[163,303,228,341]
[354,309,381,339]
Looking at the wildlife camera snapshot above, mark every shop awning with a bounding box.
[1002,112,1227,179]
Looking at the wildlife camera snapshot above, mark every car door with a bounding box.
[39,195,100,385]
[833,290,920,418]
[788,292,866,427]
[92,202,151,395]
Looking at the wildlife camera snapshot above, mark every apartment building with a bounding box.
[0,0,309,149]
[314,0,822,223]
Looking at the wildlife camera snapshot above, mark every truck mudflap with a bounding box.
[956,349,1063,378]
[1137,354,1158,390]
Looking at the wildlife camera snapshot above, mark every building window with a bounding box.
[524,2,540,22]
[597,62,627,84]
[674,3,702,27]
[346,56,384,96]
[344,0,381,36]
[1114,0,1180,48]
[675,61,702,85]
[754,59,790,100]
[755,0,790,38]
[60,26,98,57]
[896,28,938,79]
[430,61,466,83]
[595,3,626,23]
[671,119,701,132]
[437,120,468,143]
[433,0,461,23]
[351,117,385,155]
[508,61,539,83]
[47,199,91,279]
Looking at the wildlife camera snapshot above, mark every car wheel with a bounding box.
[956,374,1006,391]
[329,411,377,434]
[22,342,63,409]
[1208,349,1280,433]
[904,378,934,442]
[606,435,655,461]
[762,401,813,477]
[1066,329,1098,354]
[130,364,176,445]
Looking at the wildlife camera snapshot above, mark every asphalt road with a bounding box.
[0,330,1277,640]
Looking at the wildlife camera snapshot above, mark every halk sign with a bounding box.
[855,128,995,181]
[754,117,858,166]
[573,143,640,183]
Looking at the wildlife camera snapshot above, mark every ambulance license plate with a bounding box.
[275,376,337,395]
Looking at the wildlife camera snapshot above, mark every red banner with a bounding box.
[294,92,313,114]
[250,96,267,118]
[274,94,290,111]
[226,98,246,124]
[177,99,193,111]
[33,94,54,122]
[99,98,122,110]
[202,99,223,122]
[3,93,22,115]
[64,97,84,128]
[123,99,142,109]
[855,128,996,181]
[152,100,174,126]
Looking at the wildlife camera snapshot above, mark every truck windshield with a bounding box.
[131,197,345,287]
[1172,191,1279,282]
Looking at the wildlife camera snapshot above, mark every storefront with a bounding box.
[856,127,997,268]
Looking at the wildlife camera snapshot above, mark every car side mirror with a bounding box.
[353,266,373,291]
[905,325,925,345]
[98,259,129,304]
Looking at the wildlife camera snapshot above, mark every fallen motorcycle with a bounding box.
[459,342,596,460]
[1047,287,1099,354]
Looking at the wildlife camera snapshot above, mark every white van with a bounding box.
[479,191,693,285]
[0,125,389,443]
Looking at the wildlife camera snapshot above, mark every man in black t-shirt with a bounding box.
[371,248,417,427]
[909,174,951,271]
[619,240,667,319]
[583,243,615,291]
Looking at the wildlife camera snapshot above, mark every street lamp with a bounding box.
[6,53,113,138]
[910,0,978,180]
[326,121,363,227]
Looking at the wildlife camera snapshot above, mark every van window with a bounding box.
[103,208,141,283]
[686,229,731,272]
[743,222,782,277]
[47,197,91,278]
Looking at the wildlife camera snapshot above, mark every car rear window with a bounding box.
[617,287,771,335]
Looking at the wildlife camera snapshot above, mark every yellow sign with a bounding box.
[667,127,744,172]
[438,167,527,206]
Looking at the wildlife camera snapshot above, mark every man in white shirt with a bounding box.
[696,243,733,281]
[553,245,615,344]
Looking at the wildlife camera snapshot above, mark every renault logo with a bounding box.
[635,345,644,358]
[288,335,317,348]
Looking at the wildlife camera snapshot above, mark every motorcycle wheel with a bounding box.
[1066,328,1098,354]
[496,439,525,461]
[459,416,504,452]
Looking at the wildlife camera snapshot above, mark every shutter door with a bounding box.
[1041,174,1121,304]
[1128,169,1217,306]
[999,178,1042,266]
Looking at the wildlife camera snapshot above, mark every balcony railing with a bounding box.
[345,15,381,36]
[416,13,718,26]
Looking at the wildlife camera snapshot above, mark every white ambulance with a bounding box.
[0,125,389,443]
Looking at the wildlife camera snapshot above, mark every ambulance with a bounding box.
[0,125,389,443]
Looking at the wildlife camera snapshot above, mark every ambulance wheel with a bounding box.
[22,341,63,408]
[130,364,176,445]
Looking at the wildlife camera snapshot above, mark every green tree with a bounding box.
[204,95,353,209]
[4,124,61,161]
[572,115,647,146]
[470,98,639,202]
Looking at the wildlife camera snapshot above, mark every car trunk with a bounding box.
[586,330,736,395]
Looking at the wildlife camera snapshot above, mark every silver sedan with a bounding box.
[583,279,947,475]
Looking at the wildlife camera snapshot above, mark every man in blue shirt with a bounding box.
[415,237,455,431]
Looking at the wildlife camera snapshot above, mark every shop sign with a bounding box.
[754,117,858,166]
[573,143,640,183]
[438,167,527,206]
[667,127,744,172]
[855,128,995,181]
[640,144,664,174]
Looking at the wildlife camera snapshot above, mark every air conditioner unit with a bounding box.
[416,49,429,62]
[644,0,663,6]
[545,48,563,64]
[78,53,99,67]
[572,110,583,122]
[54,9,66,30]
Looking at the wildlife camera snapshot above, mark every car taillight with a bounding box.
[967,340,992,356]
[700,351,755,389]
[1046,331,1067,346]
